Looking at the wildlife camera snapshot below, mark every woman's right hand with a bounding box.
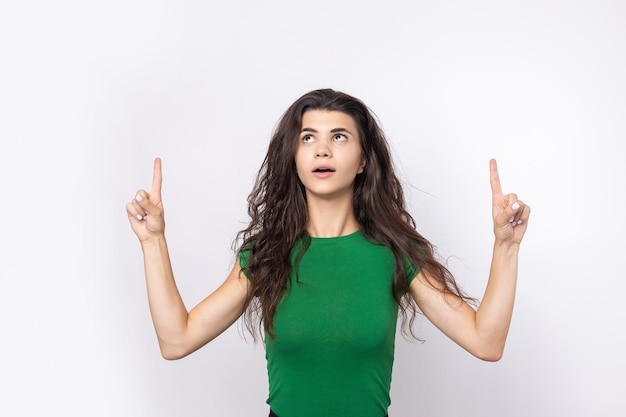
[126,158,165,243]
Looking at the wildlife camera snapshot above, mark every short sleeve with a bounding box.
[238,246,252,279]
[404,257,421,286]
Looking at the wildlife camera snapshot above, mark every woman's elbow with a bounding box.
[158,341,193,361]
[473,345,505,362]
[478,351,503,362]
[160,349,185,361]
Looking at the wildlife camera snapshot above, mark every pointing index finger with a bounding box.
[489,158,503,197]
[151,157,162,201]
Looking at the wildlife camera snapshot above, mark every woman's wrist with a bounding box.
[493,238,521,256]
[140,234,167,251]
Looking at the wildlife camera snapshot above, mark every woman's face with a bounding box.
[295,110,366,200]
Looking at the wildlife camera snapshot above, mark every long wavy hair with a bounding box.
[236,88,473,340]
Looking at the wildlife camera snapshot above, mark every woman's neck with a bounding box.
[305,194,360,238]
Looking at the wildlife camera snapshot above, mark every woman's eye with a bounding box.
[302,135,313,143]
[334,134,347,142]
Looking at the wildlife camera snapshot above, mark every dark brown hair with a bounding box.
[237,88,473,340]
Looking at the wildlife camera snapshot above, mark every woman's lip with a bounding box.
[313,171,334,179]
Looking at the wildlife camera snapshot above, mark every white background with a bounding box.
[1,1,624,416]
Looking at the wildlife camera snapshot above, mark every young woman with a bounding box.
[126,89,530,417]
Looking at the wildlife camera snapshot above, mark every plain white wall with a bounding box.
[1,0,624,416]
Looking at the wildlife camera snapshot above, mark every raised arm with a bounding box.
[409,159,531,361]
[126,158,249,360]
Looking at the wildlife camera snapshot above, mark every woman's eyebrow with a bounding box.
[330,128,353,134]
[300,127,353,134]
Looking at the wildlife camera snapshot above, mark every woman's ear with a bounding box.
[358,157,366,174]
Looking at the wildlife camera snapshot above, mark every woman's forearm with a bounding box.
[475,241,520,356]
[140,235,190,349]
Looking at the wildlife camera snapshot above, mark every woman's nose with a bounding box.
[315,142,331,158]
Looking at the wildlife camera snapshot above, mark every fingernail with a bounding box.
[136,194,143,202]
[512,202,520,211]
[136,214,143,221]
[517,220,523,225]
[509,216,515,223]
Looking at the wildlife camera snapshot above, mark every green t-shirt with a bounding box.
[240,230,416,417]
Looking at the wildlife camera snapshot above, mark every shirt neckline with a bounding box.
[309,229,361,241]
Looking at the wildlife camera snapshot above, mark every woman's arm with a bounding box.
[126,158,249,360]
[410,159,531,361]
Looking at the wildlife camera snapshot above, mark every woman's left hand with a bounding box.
[489,159,531,245]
